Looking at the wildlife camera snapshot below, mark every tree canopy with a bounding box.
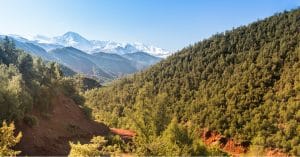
[84,9,300,155]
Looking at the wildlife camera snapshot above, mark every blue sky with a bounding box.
[0,0,299,51]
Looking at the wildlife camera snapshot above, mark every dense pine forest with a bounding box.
[83,9,300,155]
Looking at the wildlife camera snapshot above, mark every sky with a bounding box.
[0,0,299,51]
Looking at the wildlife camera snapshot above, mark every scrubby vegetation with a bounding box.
[69,136,108,157]
[69,135,130,156]
[83,9,300,155]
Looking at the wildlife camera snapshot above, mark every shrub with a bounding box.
[68,136,107,157]
[80,106,92,118]
[41,112,51,120]
[23,115,38,127]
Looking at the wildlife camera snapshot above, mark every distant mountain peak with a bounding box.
[54,31,92,51]
[6,31,172,57]
[62,31,85,39]
[64,31,79,35]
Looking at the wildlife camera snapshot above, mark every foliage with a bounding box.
[84,9,300,155]
[132,117,226,156]
[0,64,32,121]
[0,121,22,156]
[57,75,100,106]
[69,135,136,156]
[104,135,130,153]
[0,37,87,122]
[68,136,107,157]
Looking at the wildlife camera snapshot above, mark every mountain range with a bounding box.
[0,32,169,81]
[27,32,171,58]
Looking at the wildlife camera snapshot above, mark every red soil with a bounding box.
[222,139,247,155]
[201,129,247,156]
[110,128,136,140]
[266,148,289,157]
[201,129,289,156]
[202,129,223,145]
[15,93,110,156]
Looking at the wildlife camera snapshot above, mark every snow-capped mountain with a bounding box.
[1,32,165,82]
[30,31,171,58]
[131,42,171,58]
[53,32,93,51]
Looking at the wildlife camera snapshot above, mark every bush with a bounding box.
[80,106,92,118]
[68,136,107,157]
[34,86,54,112]
[58,77,85,106]
[23,115,38,127]
[41,112,51,120]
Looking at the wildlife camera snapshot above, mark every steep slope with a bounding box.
[49,47,161,79]
[14,41,55,61]
[34,42,64,51]
[50,47,114,80]
[84,9,300,155]
[15,93,110,155]
[90,52,137,76]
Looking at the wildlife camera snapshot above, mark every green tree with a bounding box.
[17,53,34,85]
[0,37,16,65]
[0,64,32,121]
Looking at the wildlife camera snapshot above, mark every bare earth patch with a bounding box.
[15,93,110,156]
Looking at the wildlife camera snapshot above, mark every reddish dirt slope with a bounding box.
[15,93,110,156]
[266,149,289,157]
[110,128,136,140]
[202,129,248,156]
[201,129,288,156]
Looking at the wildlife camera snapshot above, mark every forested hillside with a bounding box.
[0,36,110,155]
[84,9,300,155]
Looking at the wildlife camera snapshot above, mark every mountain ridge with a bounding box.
[26,31,171,58]
[0,33,163,82]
